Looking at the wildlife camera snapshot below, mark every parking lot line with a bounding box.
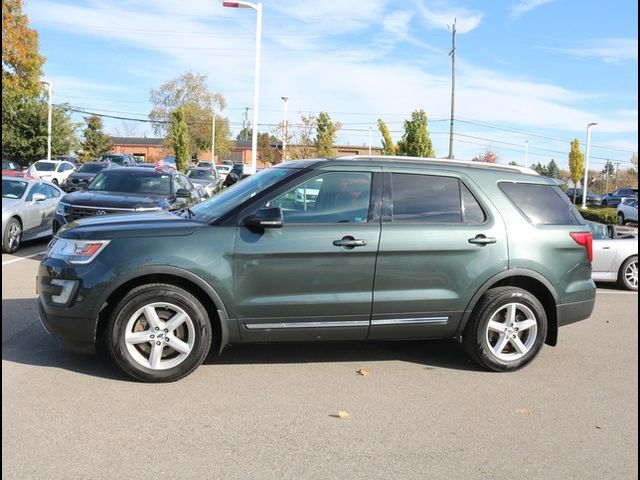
[2,251,46,266]
[597,289,638,295]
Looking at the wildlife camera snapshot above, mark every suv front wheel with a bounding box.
[463,287,548,372]
[107,283,213,382]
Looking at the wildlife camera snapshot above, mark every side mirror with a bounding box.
[32,193,46,202]
[175,188,191,198]
[244,207,283,229]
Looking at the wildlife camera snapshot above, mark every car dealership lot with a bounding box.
[2,240,638,480]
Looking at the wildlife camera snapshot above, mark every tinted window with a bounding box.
[500,182,582,225]
[34,162,56,171]
[188,169,216,180]
[461,183,486,224]
[2,179,28,199]
[268,172,372,224]
[391,174,462,223]
[88,171,171,195]
[78,163,105,173]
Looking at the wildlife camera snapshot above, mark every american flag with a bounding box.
[24,164,40,179]
[154,159,176,172]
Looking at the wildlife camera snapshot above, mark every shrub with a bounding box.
[578,207,619,225]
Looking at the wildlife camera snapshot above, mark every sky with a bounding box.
[24,0,638,170]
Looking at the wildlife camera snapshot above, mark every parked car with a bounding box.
[61,161,112,192]
[216,164,232,181]
[99,153,135,167]
[2,160,22,171]
[31,160,76,186]
[601,188,638,207]
[54,155,80,169]
[195,161,214,169]
[186,167,222,197]
[564,188,601,205]
[2,176,63,252]
[53,167,200,233]
[587,221,637,291]
[617,198,638,225]
[38,156,596,382]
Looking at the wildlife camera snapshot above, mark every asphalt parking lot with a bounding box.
[2,239,638,480]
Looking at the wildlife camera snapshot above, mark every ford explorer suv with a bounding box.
[38,156,596,382]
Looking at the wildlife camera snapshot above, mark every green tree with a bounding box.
[235,127,252,142]
[170,107,189,172]
[2,97,77,162]
[287,114,317,160]
[568,139,585,204]
[546,159,560,178]
[315,111,340,157]
[530,162,547,175]
[2,0,45,98]
[79,115,111,161]
[377,119,396,155]
[149,71,230,158]
[397,110,435,157]
[257,132,274,166]
[508,161,519,166]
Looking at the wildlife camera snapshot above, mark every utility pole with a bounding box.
[614,162,621,189]
[243,107,250,141]
[447,18,456,160]
[211,108,216,163]
[604,160,610,193]
[368,126,372,155]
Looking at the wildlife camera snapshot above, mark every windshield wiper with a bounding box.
[182,207,196,219]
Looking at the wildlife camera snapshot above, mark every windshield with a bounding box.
[34,162,56,171]
[100,155,125,164]
[78,163,105,173]
[187,169,215,180]
[188,167,297,222]
[2,179,29,199]
[87,171,171,195]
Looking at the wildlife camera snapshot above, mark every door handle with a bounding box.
[333,237,367,248]
[468,234,497,246]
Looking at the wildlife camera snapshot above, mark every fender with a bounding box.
[92,265,230,354]
[456,268,559,335]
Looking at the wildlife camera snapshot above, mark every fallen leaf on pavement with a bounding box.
[337,411,350,419]
[356,369,369,377]
[595,424,603,429]
[514,408,533,416]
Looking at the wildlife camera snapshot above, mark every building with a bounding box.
[110,136,384,168]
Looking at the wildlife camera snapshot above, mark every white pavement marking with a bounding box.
[597,289,638,295]
[2,251,46,266]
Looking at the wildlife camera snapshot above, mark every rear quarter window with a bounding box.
[500,182,582,225]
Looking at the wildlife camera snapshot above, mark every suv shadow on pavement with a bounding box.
[2,299,481,382]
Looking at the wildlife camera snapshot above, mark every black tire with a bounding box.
[602,200,608,207]
[617,213,626,225]
[462,287,548,372]
[618,256,638,291]
[107,283,213,382]
[51,178,59,186]
[2,217,22,253]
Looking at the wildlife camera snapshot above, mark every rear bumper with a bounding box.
[557,296,596,327]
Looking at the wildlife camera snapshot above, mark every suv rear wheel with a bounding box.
[107,283,212,382]
[463,287,548,372]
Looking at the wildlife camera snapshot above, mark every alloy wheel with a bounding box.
[624,259,638,289]
[485,303,538,361]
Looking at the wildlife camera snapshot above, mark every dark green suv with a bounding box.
[38,157,596,382]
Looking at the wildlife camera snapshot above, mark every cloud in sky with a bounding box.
[544,38,638,64]
[509,0,557,19]
[415,1,483,34]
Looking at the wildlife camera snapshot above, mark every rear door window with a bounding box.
[500,182,582,225]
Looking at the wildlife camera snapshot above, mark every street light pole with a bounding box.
[281,96,288,162]
[40,80,52,162]
[368,126,372,155]
[223,1,262,174]
[211,108,216,163]
[524,140,528,167]
[581,122,598,209]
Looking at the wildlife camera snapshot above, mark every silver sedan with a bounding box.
[588,221,638,291]
[2,176,64,253]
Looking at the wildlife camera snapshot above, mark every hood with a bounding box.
[66,172,97,182]
[190,179,216,186]
[58,211,203,240]
[62,190,170,209]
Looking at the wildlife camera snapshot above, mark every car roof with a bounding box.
[107,166,177,175]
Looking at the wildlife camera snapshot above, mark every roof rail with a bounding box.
[333,155,539,175]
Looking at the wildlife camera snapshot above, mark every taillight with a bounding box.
[570,232,593,262]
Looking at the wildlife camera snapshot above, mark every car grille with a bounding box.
[64,205,133,222]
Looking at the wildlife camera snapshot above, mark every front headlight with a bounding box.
[47,238,110,264]
[56,202,69,215]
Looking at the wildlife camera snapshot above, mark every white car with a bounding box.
[617,198,638,225]
[588,221,638,291]
[2,176,64,252]
[32,160,76,186]
[216,164,232,181]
